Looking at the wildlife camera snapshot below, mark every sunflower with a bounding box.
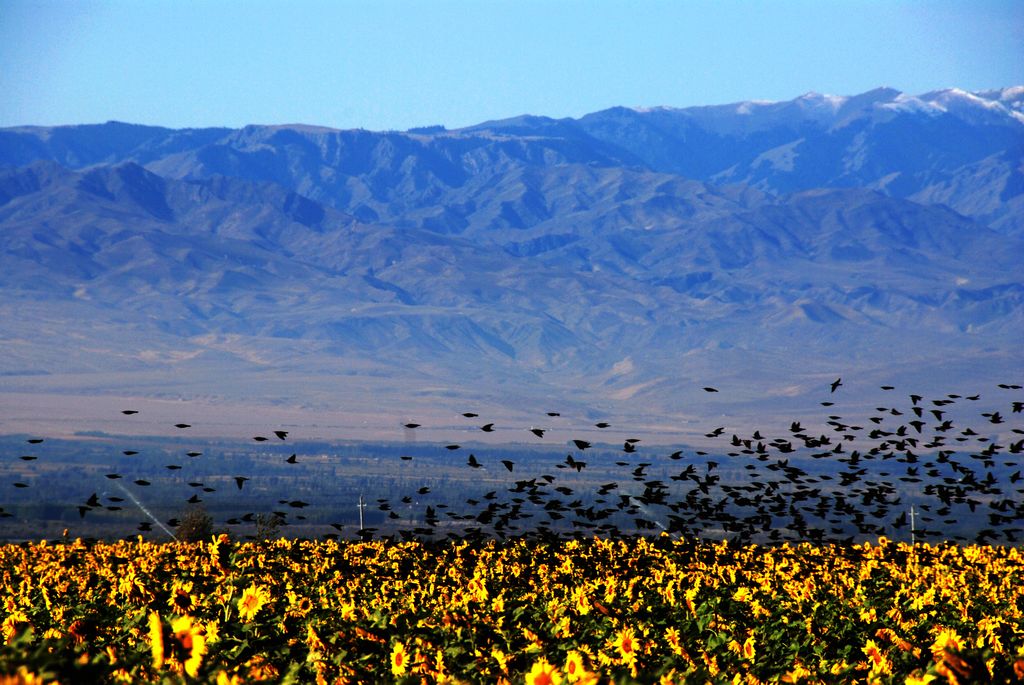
[572,586,591,616]
[170,615,207,678]
[169,580,197,614]
[563,651,587,682]
[204,620,220,645]
[148,611,165,670]
[491,647,510,674]
[286,591,313,617]
[237,583,270,621]
[525,658,563,685]
[216,672,244,685]
[613,626,639,664]
[701,651,720,677]
[930,627,964,655]
[391,641,409,676]
[742,635,755,661]
[1,611,29,643]
[67,618,97,646]
[306,624,327,655]
[5,667,46,685]
[664,626,683,656]
[244,655,279,680]
[208,533,231,574]
[862,639,891,675]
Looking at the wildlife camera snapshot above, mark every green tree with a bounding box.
[175,506,214,542]
[255,513,284,540]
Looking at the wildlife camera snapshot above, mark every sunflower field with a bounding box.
[0,534,1022,684]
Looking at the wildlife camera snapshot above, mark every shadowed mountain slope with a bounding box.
[1,88,1021,433]
[1,146,1020,431]
[3,87,1022,234]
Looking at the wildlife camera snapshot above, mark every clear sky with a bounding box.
[2,0,1022,131]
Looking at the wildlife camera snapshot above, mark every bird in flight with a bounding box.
[830,378,843,393]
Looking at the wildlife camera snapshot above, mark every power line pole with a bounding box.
[909,504,916,545]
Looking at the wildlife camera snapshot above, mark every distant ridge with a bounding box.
[1,87,1021,432]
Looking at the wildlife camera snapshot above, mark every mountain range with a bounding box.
[1,87,1022,439]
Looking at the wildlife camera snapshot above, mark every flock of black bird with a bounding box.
[3,379,1024,546]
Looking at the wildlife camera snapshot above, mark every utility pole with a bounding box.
[909,504,916,545]
[358,493,366,532]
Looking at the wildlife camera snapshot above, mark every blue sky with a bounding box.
[2,0,1022,131]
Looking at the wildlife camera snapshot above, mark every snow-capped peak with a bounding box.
[878,87,1024,125]
[998,85,1024,101]
[621,86,1024,133]
[796,91,849,111]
